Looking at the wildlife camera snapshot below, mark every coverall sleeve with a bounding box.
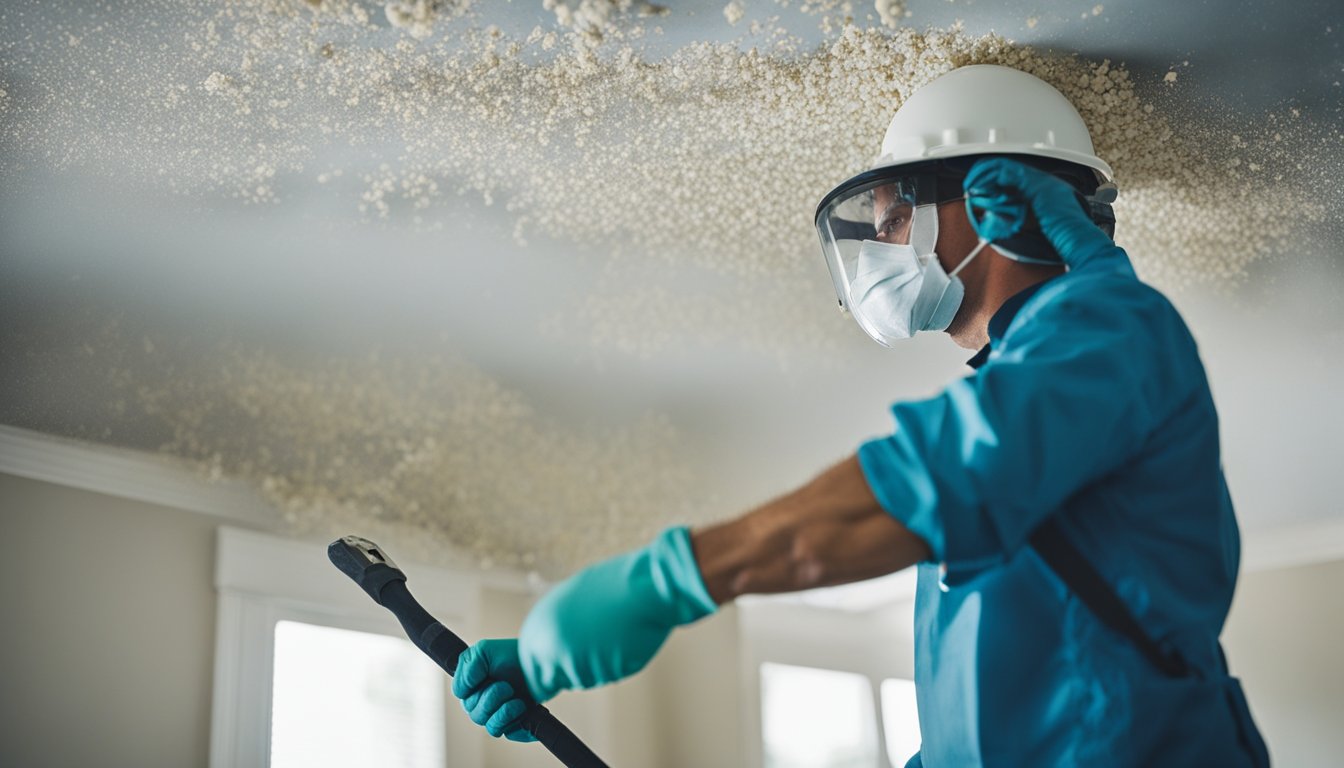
[857,273,1203,571]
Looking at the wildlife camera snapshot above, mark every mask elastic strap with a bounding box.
[949,238,991,278]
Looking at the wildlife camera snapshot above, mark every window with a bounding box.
[210,527,481,768]
[760,662,879,768]
[270,620,446,768]
[880,678,921,768]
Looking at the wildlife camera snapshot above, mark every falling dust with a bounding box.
[1,0,1339,574]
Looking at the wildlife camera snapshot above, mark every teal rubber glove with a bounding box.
[962,157,1118,269]
[520,525,718,702]
[452,639,537,741]
[451,526,717,739]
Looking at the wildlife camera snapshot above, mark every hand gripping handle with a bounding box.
[327,537,611,768]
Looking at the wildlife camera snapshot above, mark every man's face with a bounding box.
[869,180,992,344]
[856,170,1066,350]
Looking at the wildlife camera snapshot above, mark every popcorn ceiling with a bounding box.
[4,1,1329,286]
[383,1,473,40]
[1,1,1337,571]
[38,317,702,575]
[181,350,698,575]
[875,0,908,29]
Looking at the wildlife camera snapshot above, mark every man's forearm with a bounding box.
[689,454,932,605]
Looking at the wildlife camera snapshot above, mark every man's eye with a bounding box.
[876,201,914,236]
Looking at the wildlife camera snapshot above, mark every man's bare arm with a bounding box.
[690,454,932,605]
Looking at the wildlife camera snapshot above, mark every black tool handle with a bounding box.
[376,580,609,766]
[327,541,610,767]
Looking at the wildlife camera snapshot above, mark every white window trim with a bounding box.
[738,597,918,768]
[209,526,483,768]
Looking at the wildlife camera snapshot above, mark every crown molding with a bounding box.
[5,423,1341,578]
[0,424,543,592]
[0,423,276,527]
[1242,516,1344,573]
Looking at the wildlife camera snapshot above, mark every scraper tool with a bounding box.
[328,535,611,768]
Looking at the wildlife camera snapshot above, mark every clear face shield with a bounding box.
[816,157,1116,328]
[814,164,970,317]
[815,158,1114,346]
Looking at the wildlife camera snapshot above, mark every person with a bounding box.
[450,65,1270,766]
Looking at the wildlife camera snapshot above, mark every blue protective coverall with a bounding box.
[857,240,1270,766]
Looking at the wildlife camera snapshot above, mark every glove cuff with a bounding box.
[648,526,719,624]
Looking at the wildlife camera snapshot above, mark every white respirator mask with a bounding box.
[820,181,988,347]
[848,220,989,346]
[816,165,996,348]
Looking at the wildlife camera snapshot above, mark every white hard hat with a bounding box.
[813,64,1117,334]
[875,64,1113,183]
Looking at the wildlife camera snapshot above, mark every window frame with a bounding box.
[208,526,482,768]
[738,589,918,768]
[878,677,921,768]
[757,660,882,767]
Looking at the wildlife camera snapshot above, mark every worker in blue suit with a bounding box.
[451,65,1271,766]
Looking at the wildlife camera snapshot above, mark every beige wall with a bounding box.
[0,472,220,768]
[2,468,1340,768]
[1223,557,1344,768]
[0,471,733,768]
[474,574,743,768]
[645,605,745,768]
[474,586,667,768]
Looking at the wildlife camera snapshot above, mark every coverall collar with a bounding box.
[966,278,1056,370]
